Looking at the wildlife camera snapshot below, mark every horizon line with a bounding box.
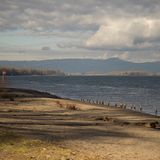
[0,57,159,63]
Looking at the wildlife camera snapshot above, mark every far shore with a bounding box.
[0,87,160,160]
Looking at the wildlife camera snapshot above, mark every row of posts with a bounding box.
[80,98,158,116]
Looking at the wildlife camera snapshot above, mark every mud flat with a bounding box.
[0,88,160,160]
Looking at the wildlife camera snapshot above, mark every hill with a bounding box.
[0,58,160,74]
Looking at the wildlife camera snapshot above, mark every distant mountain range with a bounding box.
[0,58,160,75]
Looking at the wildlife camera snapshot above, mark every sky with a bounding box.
[0,0,160,62]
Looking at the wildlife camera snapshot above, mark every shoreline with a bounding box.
[0,87,159,129]
[0,87,160,160]
[0,87,159,117]
[1,75,160,117]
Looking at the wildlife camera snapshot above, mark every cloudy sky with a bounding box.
[0,0,160,62]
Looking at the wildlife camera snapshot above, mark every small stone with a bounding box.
[71,152,76,155]
[42,147,47,151]
[30,156,36,159]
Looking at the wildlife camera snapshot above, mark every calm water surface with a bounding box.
[4,76,160,116]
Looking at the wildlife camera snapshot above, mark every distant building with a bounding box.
[2,71,7,81]
[2,71,7,76]
[2,71,6,76]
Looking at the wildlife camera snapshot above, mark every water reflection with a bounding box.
[0,72,9,88]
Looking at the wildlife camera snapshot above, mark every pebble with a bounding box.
[71,152,76,155]
[30,156,36,159]
[42,147,47,151]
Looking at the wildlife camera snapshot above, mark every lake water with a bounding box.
[3,76,160,116]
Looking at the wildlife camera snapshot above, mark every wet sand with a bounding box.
[0,88,160,160]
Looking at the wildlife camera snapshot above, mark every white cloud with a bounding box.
[119,52,129,60]
[86,18,160,49]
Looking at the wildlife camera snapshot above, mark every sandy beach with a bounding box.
[0,88,160,160]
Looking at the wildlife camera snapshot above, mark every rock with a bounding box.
[30,156,36,159]
[71,152,76,155]
[42,147,47,151]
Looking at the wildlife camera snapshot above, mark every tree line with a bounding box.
[0,68,65,76]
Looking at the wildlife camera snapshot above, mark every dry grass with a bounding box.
[56,101,80,110]
[0,130,72,160]
[66,104,79,110]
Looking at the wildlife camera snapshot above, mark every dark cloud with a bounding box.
[1,0,160,32]
[41,46,51,51]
